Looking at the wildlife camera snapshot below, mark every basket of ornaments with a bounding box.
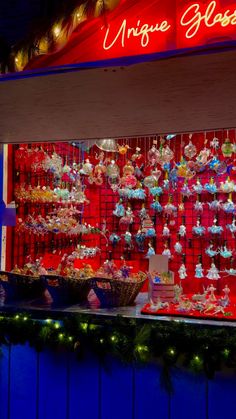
[40,263,94,304]
[90,260,146,307]
[0,258,45,301]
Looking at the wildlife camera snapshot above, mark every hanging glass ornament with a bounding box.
[221,137,234,157]
[109,233,121,247]
[96,139,118,152]
[169,167,178,189]
[193,178,203,194]
[151,197,163,213]
[194,200,204,212]
[208,218,223,235]
[227,218,236,234]
[181,181,192,197]
[117,144,130,155]
[143,169,161,188]
[123,231,133,248]
[142,214,156,238]
[219,245,232,259]
[135,230,146,252]
[123,161,135,176]
[174,241,183,254]
[208,199,222,211]
[210,137,220,150]
[131,186,146,200]
[192,220,206,236]
[205,244,218,258]
[106,160,120,177]
[161,145,174,164]
[107,160,120,190]
[113,201,125,217]
[147,144,161,166]
[222,198,235,214]
[131,147,143,162]
[196,147,211,165]
[149,185,163,197]
[121,174,137,189]
[184,140,197,159]
[119,206,134,225]
[79,159,93,175]
[220,177,235,193]
[139,204,147,221]
[204,178,218,194]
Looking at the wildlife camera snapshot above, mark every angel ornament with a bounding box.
[162,224,170,237]
[195,263,204,278]
[146,243,156,258]
[207,263,220,280]
[179,224,186,237]
[178,263,187,280]
[162,244,172,259]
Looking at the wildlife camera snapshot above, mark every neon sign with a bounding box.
[181,1,236,39]
[26,0,236,71]
[103,18,171,50]
[102,1,236,51]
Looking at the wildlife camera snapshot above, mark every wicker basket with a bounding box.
[41,274,91,304]
[90,276,146,307]
[0,271,45,301]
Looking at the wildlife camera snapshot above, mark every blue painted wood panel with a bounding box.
[208,372,236,419]
[38,350,68,419]
[134,363,169,419]
[170,370,207,419]
[9,344,37,419]
[100,357,134,419]
[0,345,10,419]
[69,353,100,419]
[2,344,236,419]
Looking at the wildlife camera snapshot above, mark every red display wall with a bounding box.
[8,131,236,295]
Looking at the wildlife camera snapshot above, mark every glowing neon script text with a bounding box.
[181,1,236,39]
[103,19,171,50]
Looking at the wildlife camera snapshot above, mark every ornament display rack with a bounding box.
[5,130,236,298]
[11,142,100,270]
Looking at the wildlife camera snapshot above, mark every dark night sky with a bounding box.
[0,0,57,46]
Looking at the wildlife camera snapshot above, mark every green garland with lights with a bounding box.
[0,311,236,390]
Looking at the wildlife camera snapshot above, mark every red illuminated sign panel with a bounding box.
[101,1,236,56]
[27,0,236,71]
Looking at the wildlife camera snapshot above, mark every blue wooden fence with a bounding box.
[0,343,235,419]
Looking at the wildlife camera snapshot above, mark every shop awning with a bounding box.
[0,49,236,143]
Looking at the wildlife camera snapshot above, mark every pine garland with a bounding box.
[1,311,236,390]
